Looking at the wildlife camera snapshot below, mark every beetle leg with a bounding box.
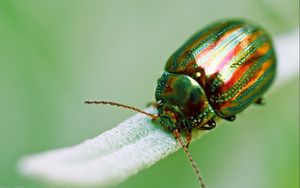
[207,119,216,129]
[146,101,159,108]
[223,115,236,122]
[198,119,216,130]
[185,130,192,148]
[255,97,265,105]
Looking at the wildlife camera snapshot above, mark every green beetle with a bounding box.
[155,19,276,142]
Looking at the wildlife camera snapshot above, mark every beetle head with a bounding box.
[155,72,210,130]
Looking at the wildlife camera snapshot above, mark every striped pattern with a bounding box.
[165,20,276,117]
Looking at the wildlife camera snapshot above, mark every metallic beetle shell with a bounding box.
[165,20,276,117]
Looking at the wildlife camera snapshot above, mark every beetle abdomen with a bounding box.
[165,20,276,117]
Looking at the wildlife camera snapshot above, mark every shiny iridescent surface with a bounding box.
[164,20,276,118]
[155,20,276,131]
[156,72,216,130]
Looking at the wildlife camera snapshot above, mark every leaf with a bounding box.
[18,29,299,187]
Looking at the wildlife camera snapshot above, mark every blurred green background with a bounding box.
[0,0,299,188]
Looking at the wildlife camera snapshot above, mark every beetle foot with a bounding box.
[146,101,158,108]
[255,97,265,105]
[198,119,216,130]
[223,115,236,122]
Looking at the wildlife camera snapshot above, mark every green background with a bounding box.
[0,0,299,187]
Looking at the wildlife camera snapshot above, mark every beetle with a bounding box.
[155,19,276,145]
[85,19,276,188]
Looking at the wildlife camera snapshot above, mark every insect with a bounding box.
[85,19,276,188]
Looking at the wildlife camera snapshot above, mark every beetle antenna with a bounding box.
[173,129,206,188]
[84,100,158,120]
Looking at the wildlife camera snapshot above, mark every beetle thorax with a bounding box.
[155,72,215,131]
